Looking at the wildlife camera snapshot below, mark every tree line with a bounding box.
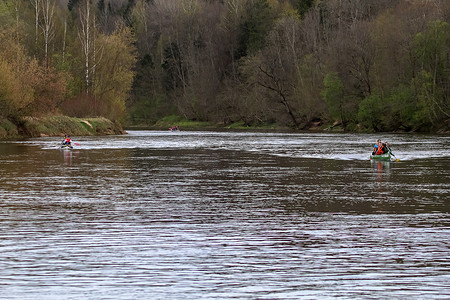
[1,0,449,132]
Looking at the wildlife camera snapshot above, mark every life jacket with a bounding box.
[65,138,71,144]
[376,144,384,155]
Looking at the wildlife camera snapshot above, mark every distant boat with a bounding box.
[60,144,73,150]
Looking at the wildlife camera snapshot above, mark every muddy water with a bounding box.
[0,131,449,299]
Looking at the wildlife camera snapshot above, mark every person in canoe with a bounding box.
[62,134,72,146]
[372,139,389,155]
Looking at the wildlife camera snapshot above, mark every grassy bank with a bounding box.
[0,116,124,140]
[128,115,215,131]
[129,115,449,133]
[127,115,338,132]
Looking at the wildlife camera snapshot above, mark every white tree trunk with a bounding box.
[78,0,91,94]
[40,0,55,68]
[31,0,41,46]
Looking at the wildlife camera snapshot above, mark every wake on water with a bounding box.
[9,130,450,162]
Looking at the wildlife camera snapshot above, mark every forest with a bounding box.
[0,0,449,132]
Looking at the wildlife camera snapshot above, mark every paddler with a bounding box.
[62,134,72,146]
[372,139,389,155]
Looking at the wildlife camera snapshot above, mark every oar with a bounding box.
[387,146,399,161]
[74,143,80,146]
[391,153,399,162]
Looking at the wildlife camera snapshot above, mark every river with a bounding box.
[0,130,449,299]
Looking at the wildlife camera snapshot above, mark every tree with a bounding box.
[77,0,99,94]
[235,0,275,59]
[0,59,33,118]
[68,0,80,11]
[288,0,314,16]
[412,20,450,126]
[245,14,304,128]
[25,63,68,115]
[30,0,41,47]
[94,25,137,120]
[0,26,35,119]
[40,0,56,68]
[357,93,383,131]
[322,72,345,123]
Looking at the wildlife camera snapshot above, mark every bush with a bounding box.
[0,118,18,139]
[358,94,383,131]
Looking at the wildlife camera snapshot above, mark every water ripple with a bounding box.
[0,132,449,299]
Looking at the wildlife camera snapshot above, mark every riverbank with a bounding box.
[128,115,449,133]
[0,116,125,140]
[128,115,337,132]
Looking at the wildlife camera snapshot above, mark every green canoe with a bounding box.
[370,151,391,161]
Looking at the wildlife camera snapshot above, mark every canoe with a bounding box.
[60,145,73,150]
[370,151,391,161]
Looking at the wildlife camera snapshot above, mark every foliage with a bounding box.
[289,0,314,16]
[26,64,69,116]
[358,93,389,132]
[0,1,15,26]
[0,26,35,118]
[94,25,137,121]
[411,20,450,129]
[383,84,415,131]
[0,0,449,134]
[235,0,276,59]
[322,72,344,121]
[0,118,18,138]
[0,59,26,118]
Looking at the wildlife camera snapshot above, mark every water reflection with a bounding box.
[60,148,71,164]
[371,160,391,182]
[60,148,81,165]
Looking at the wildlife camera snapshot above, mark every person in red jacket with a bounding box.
[62,134,72,146]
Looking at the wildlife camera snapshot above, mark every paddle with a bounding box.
[60,141,79,147]
[387,146,399,161]
[391,152,399,162]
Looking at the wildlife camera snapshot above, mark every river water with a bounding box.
[0,131,449,299]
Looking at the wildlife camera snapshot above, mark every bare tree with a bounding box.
[132,0,150,53]
[40,0,55,68]
[30,0,41,46]
[77,0,102,94]
[62,14,67,61]
[78,0,91,93]
[321,0,377,126]
[257,64,299,127]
